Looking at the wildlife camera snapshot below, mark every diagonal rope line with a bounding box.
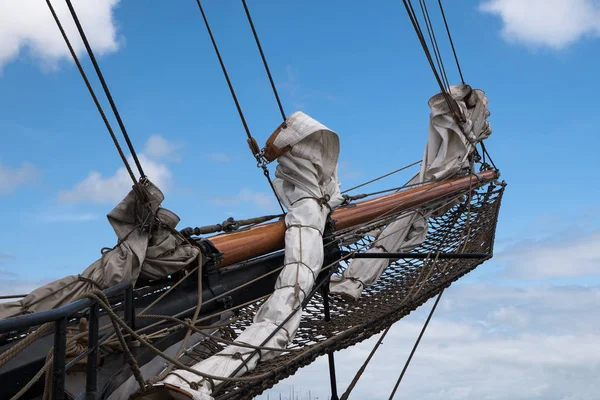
[241,0,287,124]
[193,0,285,214]
[341,160,422,194]
[401,0,463,121]
[437,0,465,84]
[388,289,444,399]
[45,0,137,184]
[64,0,145,179]
[418,0,450,90]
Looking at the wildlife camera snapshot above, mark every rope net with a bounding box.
[168,180,504,399]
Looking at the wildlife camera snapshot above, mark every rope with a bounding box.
[241,0,287,123]
[10,356,53,400]
[64,0,146,179]
[161,262,204,380]
[340,326,391,400]
[401,0,463,121]
[45,0,137,184]
[0,323,53,369]
[418,0,450,90]
[138,314,301,354]
[193,0,285,214]
[341,160,421,194]
[0,294,27,300]
[388,289,444,399]
[437,0,465,84]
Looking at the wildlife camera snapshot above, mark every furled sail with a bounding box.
[159,111,344,399]
[0,182,200,319]
[330,84,492,301]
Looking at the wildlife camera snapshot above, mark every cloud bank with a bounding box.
[480,0,600,49]
[0,0,121,71]
[0,160,39,195]
[259,283,600,400]
[58,135,175,204]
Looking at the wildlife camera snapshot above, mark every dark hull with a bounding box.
[0,250,285,400]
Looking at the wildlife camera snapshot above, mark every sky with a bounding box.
[0,0,599,399]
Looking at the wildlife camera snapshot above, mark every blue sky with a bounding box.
[0,1,599,399]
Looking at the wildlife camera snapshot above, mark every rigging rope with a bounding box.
[388,289,444,399]
[64,0,146,180]
[401,0,468,125]
[437,0,465,84]
[194,0,285,214]
[45,0,137,184]
[341,160,421,194]
[418,0,450,90]
[241,0,287,124]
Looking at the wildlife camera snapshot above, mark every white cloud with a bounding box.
[58,136,178,204]
[498,231,600,280]
[210,188,275,209]
[0,0,121,71]
[0,160,39,195]
[144,134,182,162]
[259,284,600,400]
[480,0,600,49]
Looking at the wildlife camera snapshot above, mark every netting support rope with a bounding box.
[388,289,444,399]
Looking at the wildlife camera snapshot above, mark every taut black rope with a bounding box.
[241,0,287,124]
[437,0,465,84]
[388,289,444,399]
[45,0,137,184]
[64,0,146,179]
[194,0,285,213]
[418,0,450,90]
[401,0,462,121]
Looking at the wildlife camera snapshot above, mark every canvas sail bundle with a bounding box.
[0,182,201,319]
[330,84,492,301]
[159,111,345,399]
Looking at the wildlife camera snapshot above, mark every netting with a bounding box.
[173,180,504,399]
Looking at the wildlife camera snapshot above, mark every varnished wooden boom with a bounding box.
[210,170,498,267]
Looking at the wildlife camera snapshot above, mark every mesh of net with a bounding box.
[169,181,504,399]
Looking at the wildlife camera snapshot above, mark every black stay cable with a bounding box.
[241,0,287,124]
[418,0,450,90]
[194,0,285,213]
[401,0,462,121]
[64,0,146,180]
[45,0,137,184]
[402,0,446,95]
[388,289,444,399]
[194,0,253,142]
[437,0,465,84]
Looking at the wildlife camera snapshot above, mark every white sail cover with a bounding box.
[330,84,491,301]
[160,111,344,399]
[0,181,200,319]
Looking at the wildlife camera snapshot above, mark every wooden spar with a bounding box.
[209,170,498,268]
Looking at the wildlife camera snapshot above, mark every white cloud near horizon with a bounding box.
[0,0,121,72]
[259,283,600,400]
[0,160,39,195]
[480,0,600,49]
[58,135,175,204]
[497,231,600,280]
